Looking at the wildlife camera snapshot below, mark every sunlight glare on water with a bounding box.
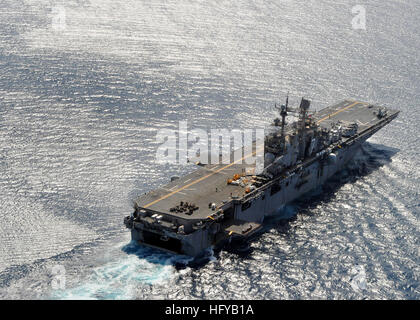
[0,0,418,299]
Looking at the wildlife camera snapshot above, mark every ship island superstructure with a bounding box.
[124,97,399,256]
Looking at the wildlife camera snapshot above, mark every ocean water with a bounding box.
[0,0,419,299]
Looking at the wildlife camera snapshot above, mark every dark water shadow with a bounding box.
[121,240,195,270]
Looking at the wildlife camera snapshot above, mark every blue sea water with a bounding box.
[0,0,419,299]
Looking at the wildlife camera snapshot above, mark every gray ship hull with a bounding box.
[124,100,399,257]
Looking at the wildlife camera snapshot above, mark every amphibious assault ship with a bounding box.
[124,97,399,256]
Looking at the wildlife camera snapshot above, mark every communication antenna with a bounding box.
[274,92,291,150]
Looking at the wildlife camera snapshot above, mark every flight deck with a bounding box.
[135,100,399,221]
